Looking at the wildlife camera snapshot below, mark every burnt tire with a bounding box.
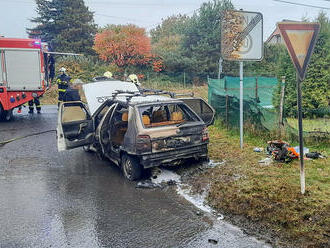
[122,155,143,181]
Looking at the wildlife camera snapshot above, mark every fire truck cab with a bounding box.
[0,38,53,120]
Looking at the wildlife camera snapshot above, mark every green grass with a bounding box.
[287,118,330,133]
[201,120,330,247]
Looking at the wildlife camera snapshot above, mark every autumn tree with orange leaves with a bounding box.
[93,24,158,72]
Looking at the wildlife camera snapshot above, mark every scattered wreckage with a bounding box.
[258,140,325,165]
[57,80,215,180]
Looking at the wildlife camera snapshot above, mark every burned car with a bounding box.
[57,80,214,180]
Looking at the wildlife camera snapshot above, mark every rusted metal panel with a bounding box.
[221,10,263,61]
[277,22,320,81]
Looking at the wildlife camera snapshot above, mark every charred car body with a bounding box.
[57,80,215,180]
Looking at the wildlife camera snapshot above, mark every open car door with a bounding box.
[180,98,215,126]
[57,102,94,151]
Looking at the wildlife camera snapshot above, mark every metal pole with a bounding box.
[218,57,223,79]
[279,76,286,127]
[183,71,186,88]
[239,61,243,149]
[296,73,305,194]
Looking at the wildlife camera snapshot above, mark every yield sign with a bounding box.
[277,22,320,81]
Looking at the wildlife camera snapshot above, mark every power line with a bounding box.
[273,0,330,10]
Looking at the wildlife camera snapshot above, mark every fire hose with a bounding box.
[0,130,56,146]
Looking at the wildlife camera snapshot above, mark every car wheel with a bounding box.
[122,154,142,181]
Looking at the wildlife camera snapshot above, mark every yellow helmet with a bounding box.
[128,74,138,83]
[103,71,113,78]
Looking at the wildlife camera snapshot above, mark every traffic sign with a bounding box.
[277,22,320,81]
[221,10,263,61]
[277,21,320,194]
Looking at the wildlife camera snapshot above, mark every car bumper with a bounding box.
[139,144,208,168]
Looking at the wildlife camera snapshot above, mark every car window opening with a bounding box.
[139,103,198,128]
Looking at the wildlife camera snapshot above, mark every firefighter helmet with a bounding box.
[128,74,138,83]
[59,67,66,73]
[103,71,113,78]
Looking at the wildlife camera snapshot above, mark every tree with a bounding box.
[181,0,234,78]
[150,15,190,73]
[93,24,152,71]
[28,0,97,55]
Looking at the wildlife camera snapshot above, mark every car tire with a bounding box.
[122,154,143,181]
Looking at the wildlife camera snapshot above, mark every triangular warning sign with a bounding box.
[277,22,320,81]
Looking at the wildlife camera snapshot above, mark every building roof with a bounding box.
[266,19,298,43]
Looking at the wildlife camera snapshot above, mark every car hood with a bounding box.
[82,80,139,115]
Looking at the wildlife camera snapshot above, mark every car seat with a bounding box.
[152,109,167,123]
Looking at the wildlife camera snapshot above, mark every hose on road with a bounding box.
[0,130,56,146]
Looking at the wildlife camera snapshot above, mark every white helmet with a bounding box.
[59,67,66,73]
[103,71,113,78]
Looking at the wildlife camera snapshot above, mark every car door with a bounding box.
[95,104,117,158]
[180,98,215,126]
[57,101,94,151]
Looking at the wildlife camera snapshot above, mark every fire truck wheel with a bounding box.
[0,104,6,121]
[4,110,13,121]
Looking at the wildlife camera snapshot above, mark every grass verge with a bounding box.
[193,121,330,247]
[287,118,330,133]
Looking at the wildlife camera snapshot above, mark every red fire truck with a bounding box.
[0,37,54,120]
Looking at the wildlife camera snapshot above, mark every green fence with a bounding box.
[208,77,329,143]
[208,76,278,108]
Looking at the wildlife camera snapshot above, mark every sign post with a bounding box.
[278,22,320,194]
[221,10,263,149]
[239,61,244,148]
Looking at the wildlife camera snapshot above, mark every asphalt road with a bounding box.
[0,106,271,248]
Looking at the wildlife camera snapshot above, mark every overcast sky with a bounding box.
[0,0,329,40]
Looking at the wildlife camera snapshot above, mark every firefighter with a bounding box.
[28,97,41,114]
[56,67,71,107]
[63,80,81,102]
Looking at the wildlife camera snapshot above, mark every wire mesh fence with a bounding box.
[208,77,330,144]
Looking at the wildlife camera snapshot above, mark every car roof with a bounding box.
[83,80,140,115]
[113,94,182,106]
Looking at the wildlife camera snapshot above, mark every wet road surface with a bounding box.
[0,106,271,248]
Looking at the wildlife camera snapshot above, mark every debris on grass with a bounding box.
[258,157,273,165]
[253,147,264,152]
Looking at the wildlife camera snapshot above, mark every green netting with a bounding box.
[208,76,278,108]
[208,77,329,143]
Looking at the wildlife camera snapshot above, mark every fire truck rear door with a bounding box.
[3,49,42,91]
